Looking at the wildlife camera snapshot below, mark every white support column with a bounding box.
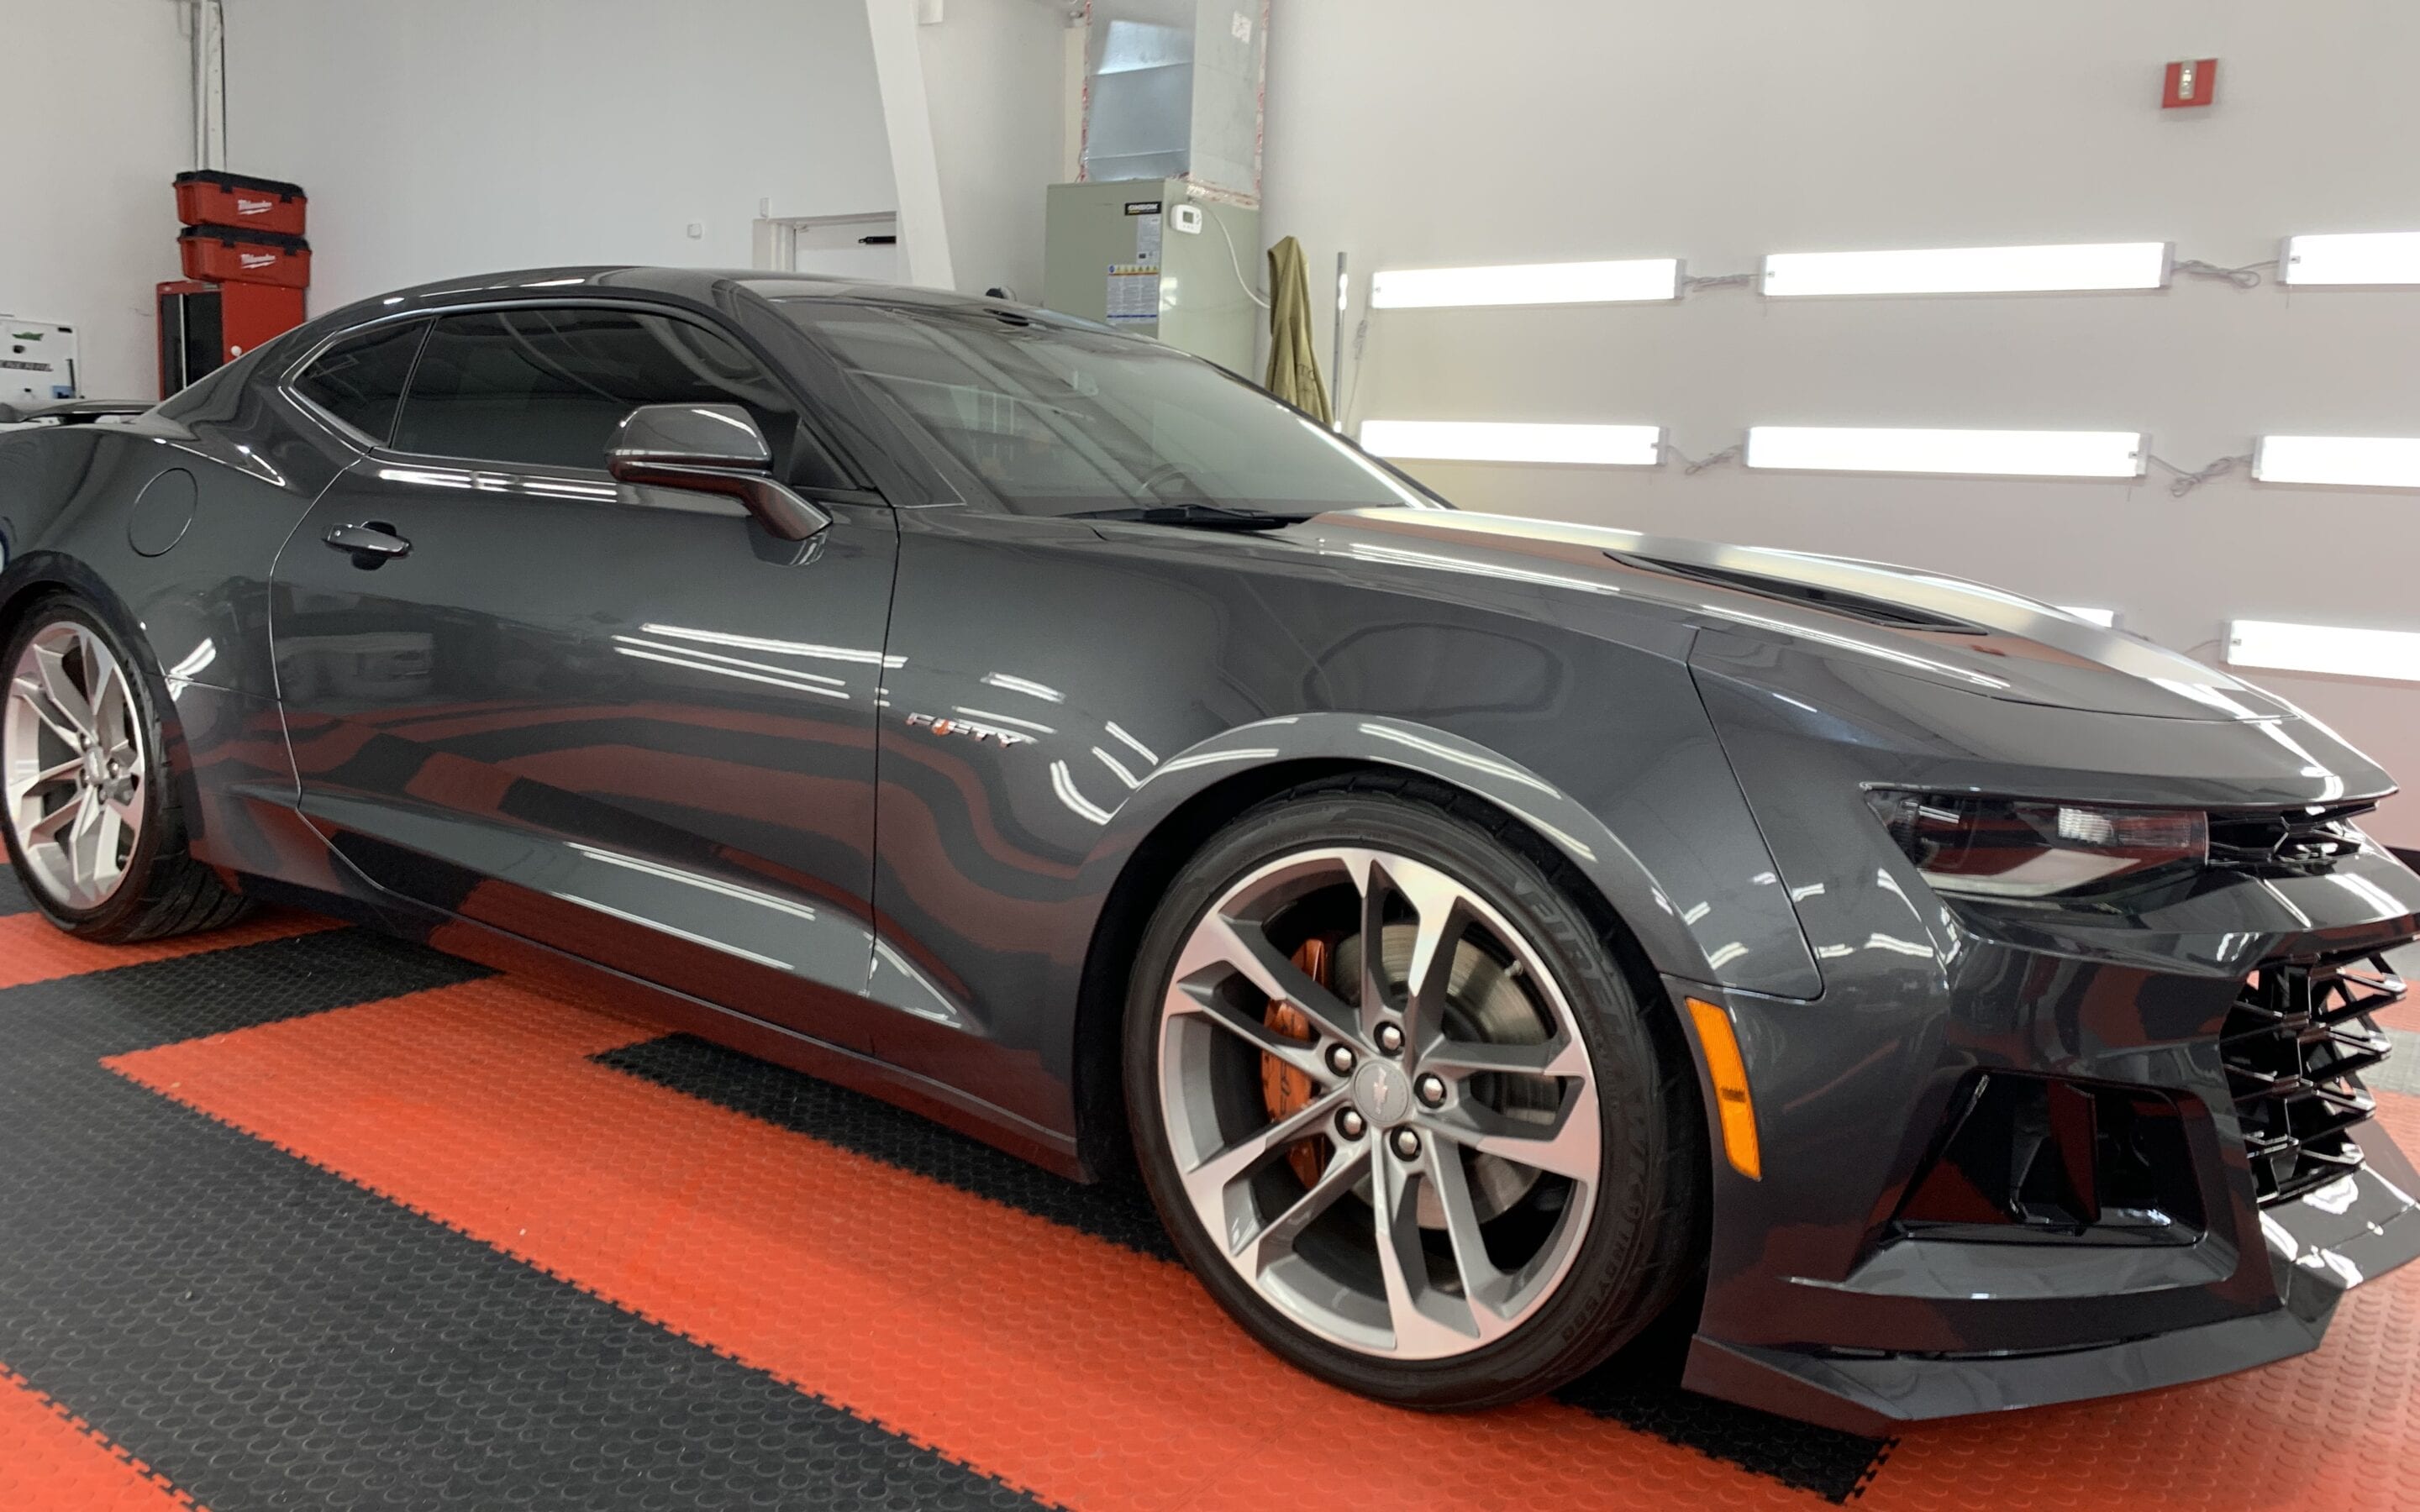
[864,0,956,291]
[1060,15,1086,181]
[191,0,227,171]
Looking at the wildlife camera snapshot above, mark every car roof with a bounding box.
[323,265,1052,326]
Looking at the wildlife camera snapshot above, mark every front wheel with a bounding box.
[2,596,251,942]
[1124,782,1703,1409]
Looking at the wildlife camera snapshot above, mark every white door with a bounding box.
[752,214,903,281]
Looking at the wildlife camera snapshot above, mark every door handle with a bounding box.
[324,521,411,569]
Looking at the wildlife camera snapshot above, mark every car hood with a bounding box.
[1303,508,2291,723]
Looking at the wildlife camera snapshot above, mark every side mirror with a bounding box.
[607,402,830,542]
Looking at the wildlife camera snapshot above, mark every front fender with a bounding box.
[1081,711,1823,1000]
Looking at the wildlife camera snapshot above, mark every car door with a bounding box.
[270,302,899,1047]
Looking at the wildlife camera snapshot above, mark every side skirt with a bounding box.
[415,909,1088,1179]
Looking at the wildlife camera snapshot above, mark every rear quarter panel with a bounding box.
[0,353,352,880]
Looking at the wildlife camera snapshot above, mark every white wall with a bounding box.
[2,1,193,397]
[915,0,1071,300]
[1263,1,2420,842]
[223,0,900,312]
[221,0,1069,303]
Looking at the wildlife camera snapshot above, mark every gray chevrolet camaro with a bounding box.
[3,267,2415,1432]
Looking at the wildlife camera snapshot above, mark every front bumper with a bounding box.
[1673,631,2420,1434]
[1665,855,2420,1436]
[1677,1081,2420,1435]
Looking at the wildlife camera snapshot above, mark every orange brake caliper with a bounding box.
[1261,937,1333,1186]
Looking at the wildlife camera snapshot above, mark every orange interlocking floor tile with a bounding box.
[0,1363,203,1510]
[106,974,2420,1512]
[108,978,1841,1510]
[0,910,332,992]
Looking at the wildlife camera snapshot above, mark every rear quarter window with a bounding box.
[289,319,429,445]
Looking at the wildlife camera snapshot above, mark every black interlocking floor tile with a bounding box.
[1555,1364,1889,1504]
[0,931,1050,1512]
[596,1035,1891,1501]
[6,926,486,1053]
[596,1032,1179,1260]
[0,865,29,916]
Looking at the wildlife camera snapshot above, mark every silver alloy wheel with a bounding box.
[1157,847,1601,1359]
[3,621,146,911]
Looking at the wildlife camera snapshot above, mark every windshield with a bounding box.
[774,300,1445,519]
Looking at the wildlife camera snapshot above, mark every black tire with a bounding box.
[1,594,253,943]
[1123,774,1705,1410]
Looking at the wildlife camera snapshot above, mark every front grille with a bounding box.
[2224,948,2401,1205]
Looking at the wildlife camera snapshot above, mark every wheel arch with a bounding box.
[1065,714,1736,1180]
[0,554,77,643]
[0,544,155,663]
[0,550,168,681]
[0,552,216,866]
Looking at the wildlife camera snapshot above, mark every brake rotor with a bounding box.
[1346,924,1558,1227]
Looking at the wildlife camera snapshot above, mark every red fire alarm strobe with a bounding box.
[2164,58,2218,108]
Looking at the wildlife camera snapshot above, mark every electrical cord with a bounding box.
[2147,451,2255,496]
[2173,258,2275,289]
[1336,315,1370,428]
[1672,443,1743,475]
[1681,272,1757,294]
[1207,213,1272,310]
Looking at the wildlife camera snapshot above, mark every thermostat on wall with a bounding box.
[1170,204,1204,235]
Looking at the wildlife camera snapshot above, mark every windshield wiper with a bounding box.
[1076,503,1312,531]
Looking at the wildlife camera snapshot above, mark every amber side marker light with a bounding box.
[1686,997,1762,1180]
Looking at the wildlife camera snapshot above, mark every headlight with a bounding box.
[1866,790,2208,899]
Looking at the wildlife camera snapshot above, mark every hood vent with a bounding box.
[1606,552,1985,633]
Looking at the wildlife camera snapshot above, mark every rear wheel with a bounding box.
[2,596,250,941]
[1124,782,1702,1409]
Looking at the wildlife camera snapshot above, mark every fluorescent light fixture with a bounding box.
[2281,231,2420,287]
[2253,435,2420,489]
[1761,242,2170,297]
[1744,427,2146,480]
[2059,606,2119,627]
[1360,420,1663,466]
[2228,619,2420,683]
[1369,259,1680,308]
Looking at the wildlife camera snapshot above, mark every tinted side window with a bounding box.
[391,307,851,486]
[290,319,428,444]
[777,301,1434,518]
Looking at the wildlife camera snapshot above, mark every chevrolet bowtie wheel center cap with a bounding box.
[1350,1058,1415,1127]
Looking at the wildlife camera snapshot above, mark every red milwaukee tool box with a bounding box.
[173,171,308,237]
[178,226,312,290]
